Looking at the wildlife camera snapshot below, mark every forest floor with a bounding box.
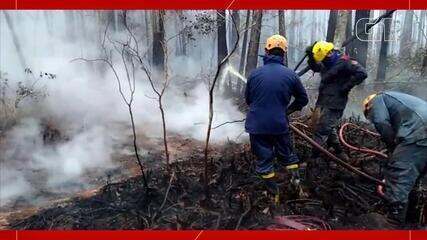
[1,117,426,230]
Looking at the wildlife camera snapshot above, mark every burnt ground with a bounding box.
[2,118,427,230]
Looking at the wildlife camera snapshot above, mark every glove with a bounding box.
[384,136,396,154]
[377,179,386,196]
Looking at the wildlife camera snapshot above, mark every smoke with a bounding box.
[0,11,245,206]
[0,169,32,206]
[224,65,247,83]
[1,119,116,206]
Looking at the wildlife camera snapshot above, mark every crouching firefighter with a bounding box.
[245,34,309,201]
[363,91,427,224]
[306,41,367,161]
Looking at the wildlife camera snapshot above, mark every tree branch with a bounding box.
[203,11,241,198]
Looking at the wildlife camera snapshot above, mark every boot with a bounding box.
[387,202,408,225]
[298,162,307,181]
[286,164,301,187]
[285,164,309,198]
[276,153,299,170]
[256,172,280,205]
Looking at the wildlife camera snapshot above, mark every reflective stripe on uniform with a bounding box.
[261,172,275,179]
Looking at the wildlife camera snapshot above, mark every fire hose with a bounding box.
[289,123,384,186]
[339,122,388,159]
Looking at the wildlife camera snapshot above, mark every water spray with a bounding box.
[223,65,247,83]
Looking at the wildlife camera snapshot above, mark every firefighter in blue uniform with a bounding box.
[245,35,309,197]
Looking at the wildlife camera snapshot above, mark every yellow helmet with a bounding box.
[362,94,377,111]
[265,34,288,52]
[312,41,335,62]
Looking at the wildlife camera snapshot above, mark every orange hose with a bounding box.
[290,123,384,186]
[339,123,388,159]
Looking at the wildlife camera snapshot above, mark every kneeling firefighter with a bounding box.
[245,34,309,200]
[306,41,368,161]
[363,91,427,224]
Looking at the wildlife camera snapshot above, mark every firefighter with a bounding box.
[245,34,309,197]
[363,91,427,223]
[306,41,367,161]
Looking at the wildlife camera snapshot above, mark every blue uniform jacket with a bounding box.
[245,55,309,134]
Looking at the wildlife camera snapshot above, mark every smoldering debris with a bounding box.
[2,10,427,230]
[0,10,244,206]
[7,117,425,230]
[0,118,118,208]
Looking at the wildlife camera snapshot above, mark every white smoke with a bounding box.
[1,119,117,206]
[0,10,245,206]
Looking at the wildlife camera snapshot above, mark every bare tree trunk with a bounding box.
[367,10,376,62]
[64,11,77,41]
[128,105,149,193]
[376,15,392,82]
[422,48,427,76]
[106,11,116,31]
[43,11,53,35]
[152,10,165,72]
[77,12,89,43]
[278,10,288,66]
[345,11,353,55]
[399,10,414,59]
[115,11,124,31]
[334,10,350,48]
[245,10,263,78]
[217,10,228,65]
[326,10,338,42]
[78,13,151,190]
[297,11,304,57]
[204,15,240,199]
[144,11,150,45]
[287,10,297,64]
[2,11,27,70]
[159,95,170,171]
[217,10,229,91]
[311,11,319,43]
[422,12,427,76]
[278,12,286,46]
[231,10,240,50]
[421,11,427,48]
[417,11,426,49]
[105,11,123,31]
[176,11,187,56]
[238,10,251,94]
[310,10,317,44]
[230,10,240,94]
[161,40,171,172]
[351,10,370,66]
